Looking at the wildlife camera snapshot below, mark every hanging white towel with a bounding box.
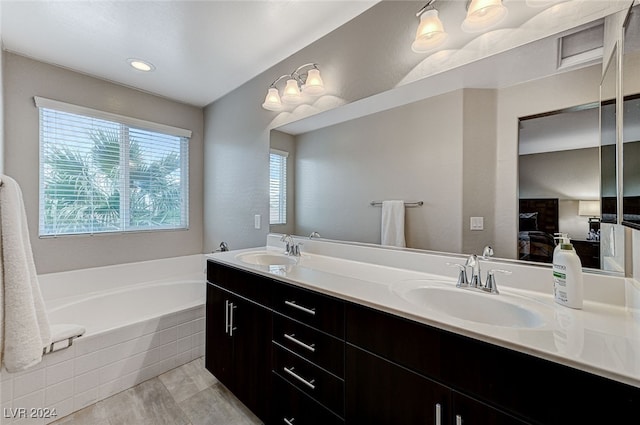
[0,175,51,372]
[381,200,406,247]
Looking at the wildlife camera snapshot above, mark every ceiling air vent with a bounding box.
[558,22,604,71]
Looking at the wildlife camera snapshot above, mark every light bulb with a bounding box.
[302,69,325,95]
[462,0,508,33]
[281,79,302,104]
[262,88,283,111]
[412,9,448,53]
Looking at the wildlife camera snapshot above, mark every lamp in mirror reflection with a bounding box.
[579,200,601,240]
[462,0,508,33]
[412,1,448,53]
[262,63,325,111]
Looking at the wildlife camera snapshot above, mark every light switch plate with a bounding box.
[470,216,484,231]
[254,214,261,229]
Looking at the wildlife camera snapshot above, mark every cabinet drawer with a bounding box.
[273,344,344,416]
[272,373,344,425]
[273,314,345,377]
[273,282,344,337]
[207,261,272,306]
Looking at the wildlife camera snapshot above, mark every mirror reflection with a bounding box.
[517,105,602,268]
[623,4,640,229]
[269,11,633,276]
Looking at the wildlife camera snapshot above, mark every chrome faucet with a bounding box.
[309,231,321,239]
[448,246,510,295]
[280,234,302,256]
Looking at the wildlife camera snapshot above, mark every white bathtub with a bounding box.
[47,279,205,336]
[0,255,207,425]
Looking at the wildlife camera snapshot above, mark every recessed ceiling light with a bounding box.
[127,58,155,72]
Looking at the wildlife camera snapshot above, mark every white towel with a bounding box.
[0,175,51,372]
[381,200,406,247]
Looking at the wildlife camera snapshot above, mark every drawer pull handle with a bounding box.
[284,418,295,425]
[283,366,316,390]
[435,403,441,425]
[456,414,463,425]
[284,333,316,352]
[284,300,316,316]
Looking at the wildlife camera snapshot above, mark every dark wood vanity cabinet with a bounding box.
[270,279,346,424]
[346,303,640,425]
[205,283,271,421]
[206,260,640,425]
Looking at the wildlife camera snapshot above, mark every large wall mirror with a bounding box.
[269,8,631,276]
[623,4,640,229]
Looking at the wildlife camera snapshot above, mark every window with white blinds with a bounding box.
[269,149,288,225]
[36,97,190,237]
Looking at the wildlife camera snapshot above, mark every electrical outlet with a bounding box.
[470,216,484,231]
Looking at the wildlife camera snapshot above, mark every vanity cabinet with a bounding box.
[205,264,272,422]
[270,281,346,424]
[346,303,640,425]
[206,260,640,425]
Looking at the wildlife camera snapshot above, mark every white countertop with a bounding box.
[207,235,640,389]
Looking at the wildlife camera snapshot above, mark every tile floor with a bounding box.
[50,358,262,425]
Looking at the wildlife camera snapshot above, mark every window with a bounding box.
[36,97,190,236]
[269,149,288,225]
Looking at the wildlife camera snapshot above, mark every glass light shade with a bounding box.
[461,0,508,33]
[578,200,601,217]
[302,68,325,95]
[262,88,283,111]
[411,9,448,53]
[281,79,302,104]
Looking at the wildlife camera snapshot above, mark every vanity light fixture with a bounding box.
[412,1,448,53]
[127,58,155,72]
[262,63,325,111]
[461,0,508,33]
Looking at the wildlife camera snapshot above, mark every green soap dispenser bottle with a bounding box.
[552,237,584,309]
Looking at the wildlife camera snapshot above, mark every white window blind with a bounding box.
[270,149,288,225]
[37,97,190,236]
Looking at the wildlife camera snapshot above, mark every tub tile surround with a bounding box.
[208,233,640,389]
[1,255,207,424]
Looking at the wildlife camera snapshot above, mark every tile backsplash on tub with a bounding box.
[0,305,204,425]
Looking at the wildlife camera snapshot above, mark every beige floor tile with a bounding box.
[178,384,262,425]
[102,378,189,425]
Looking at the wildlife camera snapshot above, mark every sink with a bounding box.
[393,280,549,329]
[236,251,298,267]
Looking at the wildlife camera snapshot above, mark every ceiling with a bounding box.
[0,0,379,107]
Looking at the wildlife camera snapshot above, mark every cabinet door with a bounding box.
[205,283,234,388]
[231,294,272,421]
[346,345,450,425]
[452,392,531,425]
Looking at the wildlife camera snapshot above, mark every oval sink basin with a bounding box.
[393,281,549,329]
[236,251,297,267]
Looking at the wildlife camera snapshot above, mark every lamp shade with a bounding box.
[412,9,448,53]
[578,200,601,217]
[302,68,325,95]
[281,78,302,104]
[462,0,508,33]
[262,88,283,111]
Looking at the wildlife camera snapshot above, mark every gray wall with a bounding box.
[4,53,204,273]
[291,90,465,252]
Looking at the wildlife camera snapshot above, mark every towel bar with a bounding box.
[370,201,423,207]
[42,333,83,355]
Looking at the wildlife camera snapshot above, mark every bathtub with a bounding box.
[0,255,207,425]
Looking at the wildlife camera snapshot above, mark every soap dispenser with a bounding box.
[552,237,583,309]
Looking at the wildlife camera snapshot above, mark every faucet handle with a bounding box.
[483,269,511,294]
[446,262,469,287]
[481,245,494,260]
